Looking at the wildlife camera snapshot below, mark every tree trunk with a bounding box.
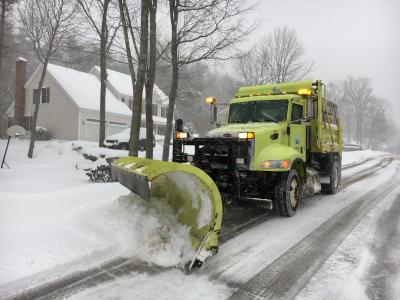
[28,60,49,158]
[130,0,149,156]
[0,0,6,81]
[99,0,110,147]
[118,0,137,154]
[145,0,157,159]
[162,0,178,162]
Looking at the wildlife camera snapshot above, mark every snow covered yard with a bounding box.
[0,138,396,300]
[0,139,229,298]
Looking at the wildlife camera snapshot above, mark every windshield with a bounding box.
[228,100,288,123]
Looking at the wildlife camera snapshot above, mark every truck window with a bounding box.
[291,103,304,122]
[307,98,315,118]
[253,100,288,122]
[229,100,288,123]
[323,103,337,125]
[228,101,253,123]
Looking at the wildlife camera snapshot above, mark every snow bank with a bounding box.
[0,185,195,285]
[0,139,190,286]
[0,139,88,193]
[72,140,167,162]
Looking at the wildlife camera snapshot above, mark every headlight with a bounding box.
[238,132,255,140]
[261,160,290,169]
[176,132,188,139]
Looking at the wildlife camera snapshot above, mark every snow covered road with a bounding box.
[1,140,399,300]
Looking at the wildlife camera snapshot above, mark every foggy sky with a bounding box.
[244,0,400,125]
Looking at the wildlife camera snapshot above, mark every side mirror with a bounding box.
[212,105,218,124]
[290,117,310,125]
[205,96,218,124]
[301,117,311,126]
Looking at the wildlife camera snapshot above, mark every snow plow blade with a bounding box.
[111,157,223,268]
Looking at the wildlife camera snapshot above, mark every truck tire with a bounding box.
[321,159,341,194]
[275,169,302,217]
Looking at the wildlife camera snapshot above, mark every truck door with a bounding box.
[289,102,306,161]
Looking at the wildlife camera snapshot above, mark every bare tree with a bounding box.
[343,76,373,145]
[144,0,157,158]
[235,26,314,85]
[124,0,149,156]
[119,0,157,157]
[234,48,269,86]
[0,0,13,81]
[329,77,392,149]
[0,0,17,119]
[162,0,256,161]
[366,98,391,149]
[118,0,138,156]
[78,0,120,147]
[19,0,77,158]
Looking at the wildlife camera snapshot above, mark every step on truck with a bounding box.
[111,80,342,269]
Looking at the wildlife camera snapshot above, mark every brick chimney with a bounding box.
[14,57,27,127]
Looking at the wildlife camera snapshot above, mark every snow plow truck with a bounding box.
[111,80,342,270]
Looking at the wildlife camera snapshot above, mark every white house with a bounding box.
[7,59,169,141]
[90,66,169,136]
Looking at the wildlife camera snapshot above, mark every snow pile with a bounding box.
[68,269,232,300]
[72,139,167,163]
[100,194,194,266]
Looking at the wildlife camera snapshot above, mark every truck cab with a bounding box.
[173,80,342,217]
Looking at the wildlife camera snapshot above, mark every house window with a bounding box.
[152,104,158,116]
[157,125,165,136]
[33,88,50,104]
[161,107,167,118]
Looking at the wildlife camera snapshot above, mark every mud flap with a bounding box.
[111,157,223,268]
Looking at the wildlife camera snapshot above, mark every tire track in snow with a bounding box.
[364,193,400,300]
[229,159,399,300]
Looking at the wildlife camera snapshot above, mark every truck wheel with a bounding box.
[275,169,302,217]
[321,160,341,194]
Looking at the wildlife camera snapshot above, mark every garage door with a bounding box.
[108,121,128,136]
[84,119,100,142]
[84,119,128,142]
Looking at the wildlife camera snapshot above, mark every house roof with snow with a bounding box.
[26,64,132,116]
[90,66,169,105]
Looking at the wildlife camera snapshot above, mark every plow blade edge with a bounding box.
[111,157,223,264]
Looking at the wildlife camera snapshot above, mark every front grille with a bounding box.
[174,138,252,171]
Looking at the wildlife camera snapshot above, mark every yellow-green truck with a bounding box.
[173,80,342,217]
[111,80,342,269]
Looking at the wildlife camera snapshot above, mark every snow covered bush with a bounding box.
[36,127,51,141]
[86,165,115,183]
